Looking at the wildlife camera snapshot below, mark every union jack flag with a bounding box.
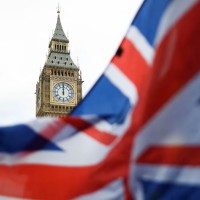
[0,0,200,199]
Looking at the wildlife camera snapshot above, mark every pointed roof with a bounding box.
[52,11,69,43]
[46,52,77,69]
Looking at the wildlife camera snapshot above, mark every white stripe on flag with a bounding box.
[28,117,55,133]
[0,109,133,166]
[75,179,124,200]
[126,26,154,65]
[133,72,200,160]
[81,110,132,137]
[0,132,110,166]
[0,196,22,200]
[133,164,200,185]
[105,63,138,105]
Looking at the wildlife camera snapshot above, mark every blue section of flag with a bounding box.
[197,97,200,105]
[132,0,172,46]
[141,179,200,200]
[72,75,131,124]
[0,125,62,153]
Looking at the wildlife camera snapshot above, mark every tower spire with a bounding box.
[57,3,60,15]
[49,5,69,43]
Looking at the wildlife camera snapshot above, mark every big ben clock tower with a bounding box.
[36,9,83,117]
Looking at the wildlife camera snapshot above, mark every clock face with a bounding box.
[53,82,74,102]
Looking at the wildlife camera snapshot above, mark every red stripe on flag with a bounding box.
[83,125,116,145]
[111,38,152,136]
[0,114,135,199]
[136,145,200,167]
[0,165,114,199]
[123,177,134,200]
[61,117,116,145]
[124,3,200,139]
[138,2,200,125]
[111,38,150,93]
[40,119,67,139]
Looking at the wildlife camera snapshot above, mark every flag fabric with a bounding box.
[0,0,200,199]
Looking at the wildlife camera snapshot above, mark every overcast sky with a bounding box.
[0,0,143,126]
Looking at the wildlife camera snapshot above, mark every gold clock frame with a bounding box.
[50,80,77,105]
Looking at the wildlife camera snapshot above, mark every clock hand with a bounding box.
[62,84,64,95]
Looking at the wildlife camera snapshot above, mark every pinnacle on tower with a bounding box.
[51,8,69,43]
[57,3,60,14]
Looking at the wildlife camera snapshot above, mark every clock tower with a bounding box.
[36,9,83,117]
